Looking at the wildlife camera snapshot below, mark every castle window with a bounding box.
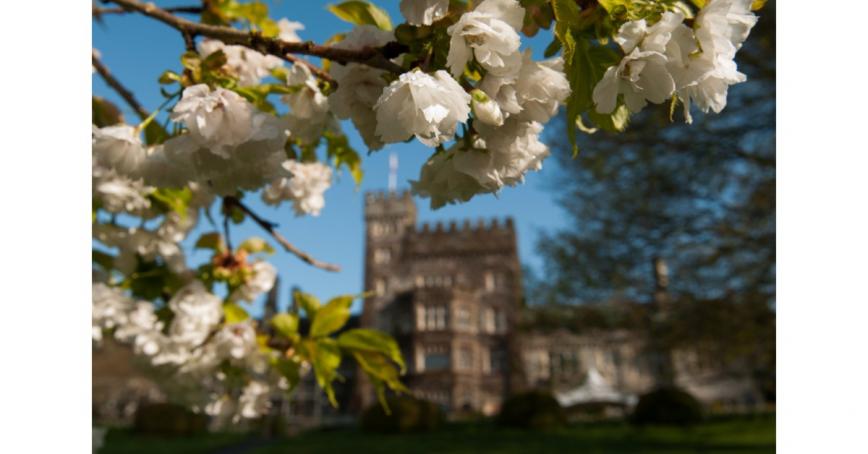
[495,310,507,333]
[374,279,386,296]
[490,348,507,373]
[374,248,391,264]
[455,307,472,330]
[424,344,449,371]
[458,346,473,371]
[419,306,447,330]
[482,307,496,333]
[484,271,495,292]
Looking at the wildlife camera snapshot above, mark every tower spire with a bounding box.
[388,152,398,193]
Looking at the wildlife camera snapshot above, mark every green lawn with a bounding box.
[102,414,775,454]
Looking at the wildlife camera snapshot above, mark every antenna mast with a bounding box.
[388,152,398,193]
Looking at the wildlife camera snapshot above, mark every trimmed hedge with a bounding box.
[631,387,703,426]
[361,396,444,433]
[497,391,566,429]
[133,402,208,436]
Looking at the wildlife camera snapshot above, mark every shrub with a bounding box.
[497,391,566,429]
[631,387,703,426]
[360,396,444,433]
[133,402,208,436]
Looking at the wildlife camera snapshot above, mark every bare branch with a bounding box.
[93,5,203,17]
[92,50,150,120]
[106,0,405,75]
[223,196,341,273]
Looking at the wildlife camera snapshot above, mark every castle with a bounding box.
[353,190,763,417]
[358,190,524,414]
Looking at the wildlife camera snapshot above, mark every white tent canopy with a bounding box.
[555,367,637,407]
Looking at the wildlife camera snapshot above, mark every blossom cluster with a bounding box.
[592,0,758,123]
[375,0,571,208]
[92,268,281,424]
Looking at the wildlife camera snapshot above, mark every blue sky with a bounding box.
[92,0,570,315]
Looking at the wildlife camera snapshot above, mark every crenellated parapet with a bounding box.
[405,217,517,257]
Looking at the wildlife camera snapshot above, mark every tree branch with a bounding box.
[223,196,341,273]
[93,5,203,17]
[106,0,405,75]
[92,50,150,120]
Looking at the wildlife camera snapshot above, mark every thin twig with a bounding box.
[92,50,150,120]
[223,196,341,272]
[93,5,203,17]
[106,0,405,75]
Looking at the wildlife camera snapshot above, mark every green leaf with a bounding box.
[338,328,406,374]
[238,237,275,255]
[149,187,193,219]
[271,313,300,338]
[351,349,409,410]
[223,303,250,324]
[201,49,228,71]
[158,70,182,85]
[294,290,321,318]
[326,1,393,31]
[588,103,630,133]
[302,338,343,407]
[143,121,170,146]
[543,37,562,58]
[195,232,226,252]
[271,357,301,391]
[310,295,353,338]
[325,132,363,185]
[597,0,629,13]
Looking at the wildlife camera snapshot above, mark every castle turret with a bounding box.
[362,190,416,329]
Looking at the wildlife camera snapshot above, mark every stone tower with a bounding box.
[357,190,524,414]
[361,190,417,330]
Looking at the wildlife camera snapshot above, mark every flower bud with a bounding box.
[471,89,504,126]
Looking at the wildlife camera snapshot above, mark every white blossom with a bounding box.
[262,160,333,216]
[92,222,188,275]
[446,0,525,78]
[92,124,147,177]
[374,70,471,147]
[470,89,504,126]
[92,162,152,214]
[277,18,305,43]
[212,321,259,362]
[479,73,523,116]
[412,119,549,208]
[329,26,395,150]
[238,380,271,419]
[229,261,277,303]
[674,0,756,122]
[170,84,258,158]
[92,283,133,341]
[592,12,685,114]
[514,52,571,123]
[167,281,223,349]
[284,63,332,144]
[197,39,282,87]
[400,0,449,26]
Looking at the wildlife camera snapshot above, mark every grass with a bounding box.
[101,414,775,454]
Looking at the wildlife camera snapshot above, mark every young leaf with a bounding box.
[326,1,393,31]
[195,232,226,252]
[310,295,354,338]
[271,313,300,338]
[223,303,250,324]
[337,328,406,373]
[294,290,321,318]
[238,237,275,255]
[301,338,342,407]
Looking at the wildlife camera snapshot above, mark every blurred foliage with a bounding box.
[631,387,703,426]
[132,402,209,436]
[360,395,444,433]
[497,391,566,429]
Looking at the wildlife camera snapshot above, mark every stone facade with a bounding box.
[359,191,523,415]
